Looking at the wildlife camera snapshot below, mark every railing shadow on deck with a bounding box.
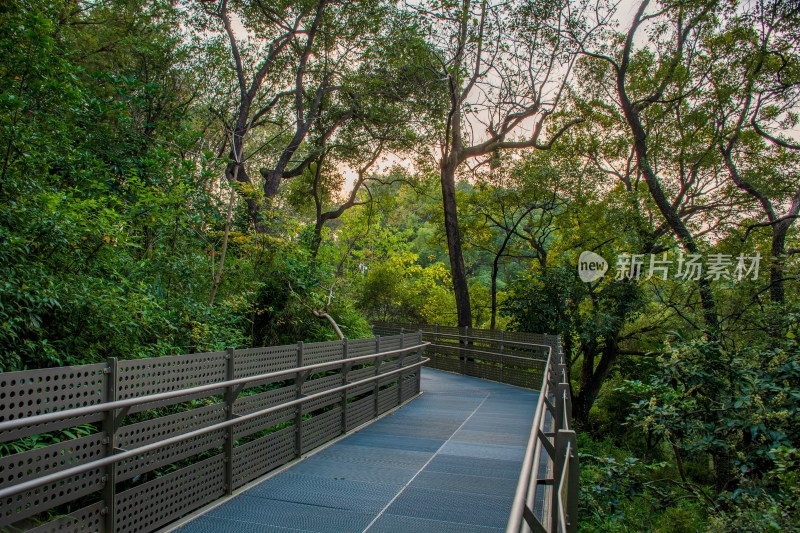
[371,322,579,533]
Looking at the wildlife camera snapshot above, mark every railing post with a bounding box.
[552,430,579,533]
[548,350,562,393]
[460,326,468,374]
[555,383,571,431]
[499,330,505,384]
[397,332,404,406]
[374,335,381,417]
[224,347,236,495]
[433,324,439,369]
[417,330,423,393]
[103,357,118,533]
[294,341,304,458]
[341,339,349,433]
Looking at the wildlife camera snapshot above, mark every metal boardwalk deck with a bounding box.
[174,368,538,533]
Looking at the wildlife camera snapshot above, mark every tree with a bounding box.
[197,0,440,229]
[462,166,564,329]
[415,0,587,327]
[711,0,800,304]
[584,0,726,333]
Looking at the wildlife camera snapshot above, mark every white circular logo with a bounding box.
[578,251,608,282]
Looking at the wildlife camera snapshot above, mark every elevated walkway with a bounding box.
[174,369,538,533]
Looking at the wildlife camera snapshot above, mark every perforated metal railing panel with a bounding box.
[0,333,423,533]
[0,365,107,441]
[176,368,538,533]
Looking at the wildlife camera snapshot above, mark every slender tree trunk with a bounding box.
[618,96,719,333]
[574,343,596,423]
[440,158,472,328]
[310,219,324,261]
[312,310,344,340]
[490,255,499,329]
[209,184,236,307]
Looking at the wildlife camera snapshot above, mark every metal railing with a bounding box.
[372,323,554,389]
[0,333,426,533]
[506,336,578,533]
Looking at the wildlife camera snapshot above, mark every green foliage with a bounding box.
[0,424,97,455]
[503,263,642,355]
[356,248,455,325]
[709,446,800,532]
[579,328,800,532]
[0,0,258,368]
[625,335,800,475]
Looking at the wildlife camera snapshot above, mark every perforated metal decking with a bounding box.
[173,368,538,533]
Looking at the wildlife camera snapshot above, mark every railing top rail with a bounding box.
[427,343,549,364]
[0,355,430,501]
[424,332,554,351]
[0,342,428,435]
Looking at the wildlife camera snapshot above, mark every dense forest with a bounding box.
[0,0,798,530]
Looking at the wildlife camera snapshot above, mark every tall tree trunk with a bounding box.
[490,255,499,330]
[614,0,719,334]
[574,337,620,424]
[770,223,789,304]
[441,158,472,328]
[618,100,719,333]
[721,142,800,305]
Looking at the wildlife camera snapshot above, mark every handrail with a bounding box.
[506,338,578,533]
[0,353,430,501]
[0,343,427,434]
[424,331,552,351]
[506,350,552,532]
[427,343,549,364]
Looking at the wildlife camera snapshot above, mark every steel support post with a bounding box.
[373,336,382,417]
[433,324,439,369]
[103,357,118,533]
[397,332,404,406]
[552,430,578,533]
[341,339,349,433]
[460,326,468,375]
[294,341,304,457]
[499,330,505,384]
[224,347,236,495]
[417,330,423,393]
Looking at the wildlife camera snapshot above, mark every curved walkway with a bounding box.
[172,368,538,533]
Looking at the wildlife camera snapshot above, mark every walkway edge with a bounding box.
[157,392,424,533]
